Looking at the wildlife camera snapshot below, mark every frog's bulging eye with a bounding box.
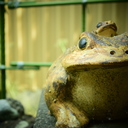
[79,38,87,49]
[96,22,102,28]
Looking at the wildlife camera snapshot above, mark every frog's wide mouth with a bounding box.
[61,49,128,71]
[63,61,128,71]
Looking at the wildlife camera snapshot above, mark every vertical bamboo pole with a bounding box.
[82,3,86,32]
[0,0,6,99]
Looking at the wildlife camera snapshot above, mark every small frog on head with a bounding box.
[94,20,117,37]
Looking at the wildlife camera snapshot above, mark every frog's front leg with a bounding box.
[45,78,89,128]
[51,102,89,128]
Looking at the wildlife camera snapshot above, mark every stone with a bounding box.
[0,98,24,122]
[15,121,29,128]
[0,100,19,121]
[7,98,24,117]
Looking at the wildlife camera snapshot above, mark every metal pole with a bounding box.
[7,0,127,9]
[82,3,86,32]
[10,61,52,67]
[0,0,6,98]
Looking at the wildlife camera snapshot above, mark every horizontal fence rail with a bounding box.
[10,61,52,67]
[6,0,128,9]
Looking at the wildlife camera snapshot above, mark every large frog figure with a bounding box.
[45,21,128,128]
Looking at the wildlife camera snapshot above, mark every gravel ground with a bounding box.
[0,114,35,128]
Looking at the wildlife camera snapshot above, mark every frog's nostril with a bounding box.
[110,50,115,55]
[125,50,128,54]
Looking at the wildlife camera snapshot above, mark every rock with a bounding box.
[7,98,24,117]
[33,91,56,128]
[0,100,19,121]
[0,98,24,122]
[0,98,35,128]
[15,121,29,128]
[34,90,128,128]
[0,115,35,128]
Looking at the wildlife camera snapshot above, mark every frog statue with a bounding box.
[44,21,128,128]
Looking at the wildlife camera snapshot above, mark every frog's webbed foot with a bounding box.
[51,102,89,128]
[56,108,81,128]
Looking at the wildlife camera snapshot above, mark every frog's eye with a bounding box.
[79,38,87,49]
[96,22,102,28]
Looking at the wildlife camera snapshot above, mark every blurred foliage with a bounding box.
[6,78,41,116]
[57,39,68,53]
